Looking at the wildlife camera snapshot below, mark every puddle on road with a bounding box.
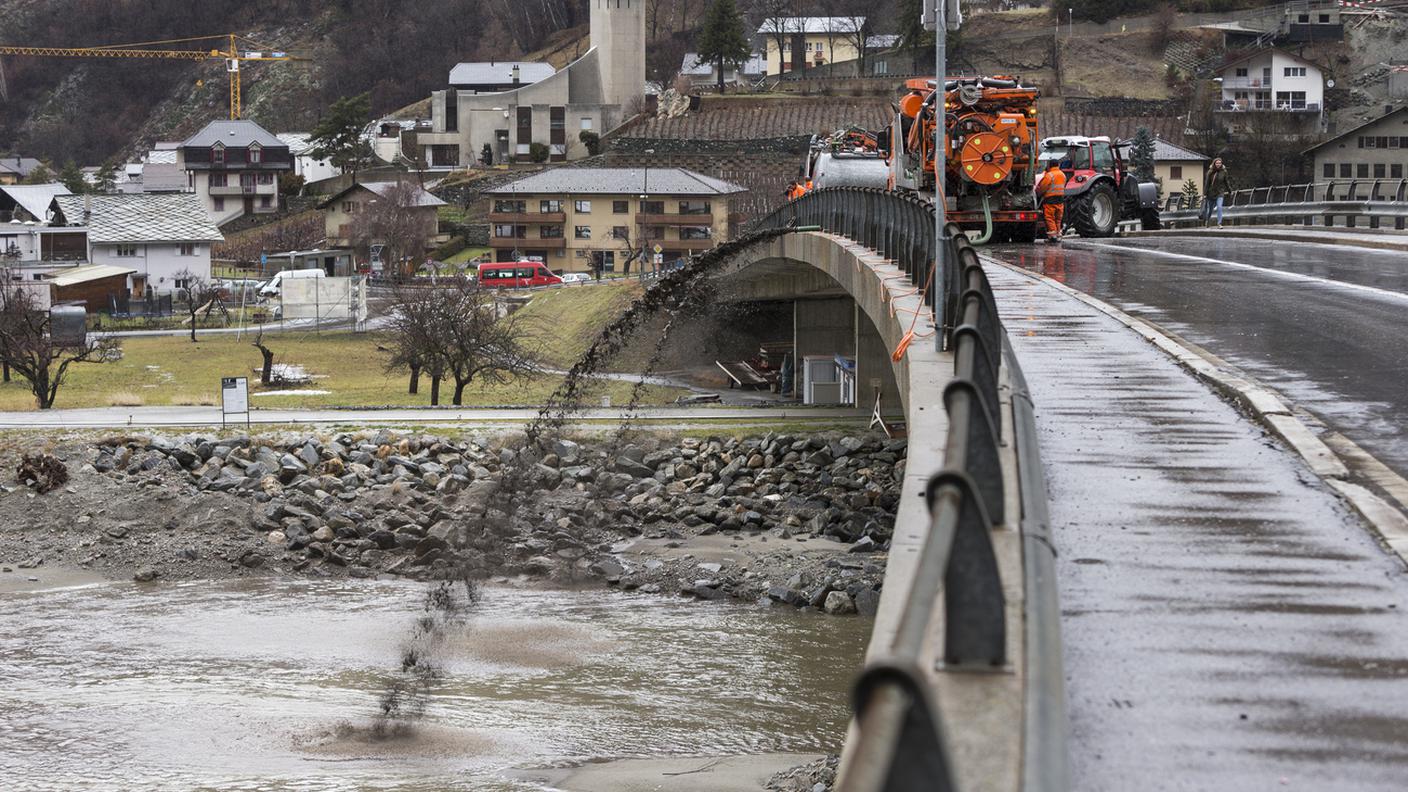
[0,578,867,791]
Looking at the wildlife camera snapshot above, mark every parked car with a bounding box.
[259,268,325,298]
[476,261,563,289]
[559,272,592,285]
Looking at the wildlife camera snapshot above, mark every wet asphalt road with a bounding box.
[985,236,1408,484]
[991,266,1408,791]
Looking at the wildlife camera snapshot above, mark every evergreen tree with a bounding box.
[1130,127,1157,183]
[58,160,88,195]
[21,162,52,185]
[94,162,118,194]
[897,0,935,71]
[309,93,376,182]
[696,0,750,93]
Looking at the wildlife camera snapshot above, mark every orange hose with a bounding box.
[892,255,938,363]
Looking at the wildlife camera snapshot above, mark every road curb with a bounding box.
[1123,228,1408,253]
[987,257,1408,568]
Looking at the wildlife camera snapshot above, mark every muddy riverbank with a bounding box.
[0,428,901,615]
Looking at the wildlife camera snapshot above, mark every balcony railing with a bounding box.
[1215,99,1321,113]
[636,212,717,226]
[489,236,565,250]
[488,211,566,224]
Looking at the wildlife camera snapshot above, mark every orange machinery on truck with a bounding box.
[888,76,1043,242]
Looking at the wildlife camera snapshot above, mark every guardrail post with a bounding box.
[842,663,958,792]
[944,379,1005,525]
[928,471,1007,667]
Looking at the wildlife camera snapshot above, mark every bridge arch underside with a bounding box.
[712,232,944,420]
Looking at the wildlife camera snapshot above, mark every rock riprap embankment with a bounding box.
[25,430,904,612]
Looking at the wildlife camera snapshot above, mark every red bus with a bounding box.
[476,261,563,289]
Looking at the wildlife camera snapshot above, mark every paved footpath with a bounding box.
[0,405,864,429]
[990,265,1408,791]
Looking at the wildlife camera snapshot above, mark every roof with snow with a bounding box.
[756,17,866,36]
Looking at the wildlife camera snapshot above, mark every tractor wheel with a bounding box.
[1068,182,1119,238]
[1140,207,1162,231]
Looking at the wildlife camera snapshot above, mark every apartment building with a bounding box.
[483,167,745,270]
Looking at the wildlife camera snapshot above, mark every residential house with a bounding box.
[1,185,86,275]
[177,120,293,225]
[1147,138,1210,195]
[483,167,746,270]
[756,17,866,76]
[1303,106,1408,182]
[680,52,767,89]
[1214,49,1325,133]
[0,156,44,185]
[318,181,447,275]
[276,133,342,185]
[0,183,69,223]
[51,193,222,296]
[418,0,644,166]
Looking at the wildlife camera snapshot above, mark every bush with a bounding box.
[433,236,468,260]
[579,130,601,156]
[529,142,550,163]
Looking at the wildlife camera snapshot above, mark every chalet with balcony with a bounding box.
[1215,49,1325,134]
[1,184,87,274]
[317,181,447,275]
[177,120,293,226]
[483,167,746,271]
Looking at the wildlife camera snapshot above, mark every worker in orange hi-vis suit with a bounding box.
[1034,160,1068,242]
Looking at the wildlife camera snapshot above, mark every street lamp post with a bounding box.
[934,1,947,351]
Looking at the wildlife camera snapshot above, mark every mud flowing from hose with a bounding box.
[522,227,792,449]
[370,577,482,740]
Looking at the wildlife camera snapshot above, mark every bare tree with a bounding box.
[251,329,276,386]
[0,288,119,409]
[832,3,870,76]
[753,0,799,76]
[346,180,438,280]
[384,278,536,407]
[174,269,225,342]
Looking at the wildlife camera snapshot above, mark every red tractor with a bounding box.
[1037,136,1161,237]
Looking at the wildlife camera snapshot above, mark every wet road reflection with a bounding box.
[987,237,1408,483]
[992,266,1408,791]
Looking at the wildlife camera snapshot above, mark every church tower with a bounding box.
[590,0,646,109]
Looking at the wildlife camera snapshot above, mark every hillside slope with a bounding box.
[0,0,584,166]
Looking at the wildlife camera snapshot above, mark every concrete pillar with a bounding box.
[856,302,903,417]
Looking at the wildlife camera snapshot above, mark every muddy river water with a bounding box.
[0,578,867,791]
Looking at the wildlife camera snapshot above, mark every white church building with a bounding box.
[417,0,645,166]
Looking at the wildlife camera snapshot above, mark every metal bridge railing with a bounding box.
[749,190,1065,791]
[1159,179,1408,230]
[751,187,940,328]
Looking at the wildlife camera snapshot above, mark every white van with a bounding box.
[259,268,324,298]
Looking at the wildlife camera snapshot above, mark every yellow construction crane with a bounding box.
[0,33,307,119]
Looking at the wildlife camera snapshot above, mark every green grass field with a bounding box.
[514,280,646,370]
[0,280,688,411]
